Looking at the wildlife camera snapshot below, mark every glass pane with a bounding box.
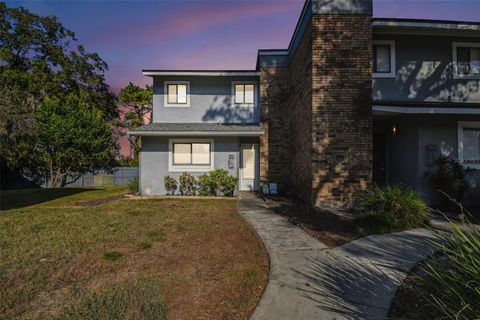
[244,84,254,104]
[235,84,244,103]
[463,129,480,163]
[457,47,470,75]
[177,84,187,103]
[375,45,390,73]
[173,143,191,164]
[471,48,480,75]
[242,147,255,179]
[192,143,210,165]
[167,84,177,104]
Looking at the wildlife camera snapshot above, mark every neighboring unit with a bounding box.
[129,0,480,207]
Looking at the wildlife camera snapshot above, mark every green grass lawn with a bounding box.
[0,186,268,320]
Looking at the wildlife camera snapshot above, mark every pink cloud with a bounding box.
[89,1,302,47]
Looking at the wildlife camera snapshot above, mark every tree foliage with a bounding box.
[35,96,118,187]
[0,2,118,182]
[117,82,153,162]
[118,82,153,128]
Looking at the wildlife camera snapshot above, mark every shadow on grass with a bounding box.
[0,188,94,210]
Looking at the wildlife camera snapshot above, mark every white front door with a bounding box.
[240,144,259,191]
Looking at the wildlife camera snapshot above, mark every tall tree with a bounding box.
[0,2,118,181]
[118,82,153,128]
[117,82,153,162]
[36,96,118,187]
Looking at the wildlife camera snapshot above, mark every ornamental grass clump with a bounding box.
[424,206,480,320]
[355,185,431,234]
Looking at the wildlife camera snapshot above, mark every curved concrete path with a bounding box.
[238,193,441,320]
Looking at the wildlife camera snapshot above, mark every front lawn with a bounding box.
[0,187,268,319]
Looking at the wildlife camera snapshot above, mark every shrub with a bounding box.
[127,176,139,194]
[355,185,431,233]
[164,175,177,195]
[424,213,480,319]
[178,172,196,196]
[425,155,473,207]
[197,169,238,197]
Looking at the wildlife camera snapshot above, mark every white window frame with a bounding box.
[452,42,480,80]
[458,121,480,169]
[231,81,257,107]
[168,138,214,172]
[164,81,190,107]
[373,40,396,78]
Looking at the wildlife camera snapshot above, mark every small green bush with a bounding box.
[127,176,139,194]
[178,172,196,196]
[355,185,431,233]
[164,175,177,195]
[425,155,473,207]
[197,169,238,197]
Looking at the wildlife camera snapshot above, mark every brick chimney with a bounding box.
[310,0,373,207]
[259,0,373,208]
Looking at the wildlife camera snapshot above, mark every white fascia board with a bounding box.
[142,71,260,77]
[372,20,480,32]
[373,105,480,115]
[128,131,264,137]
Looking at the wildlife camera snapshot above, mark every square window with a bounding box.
[165,82,189,106]
[234,83,255,104]
[454,43,480,78]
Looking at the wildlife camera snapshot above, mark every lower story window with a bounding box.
[458,122,480,167]
[169,139,214,172]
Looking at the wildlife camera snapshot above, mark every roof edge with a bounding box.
[142,70,260,77]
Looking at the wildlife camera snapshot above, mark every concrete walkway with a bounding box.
[238,193,441,320]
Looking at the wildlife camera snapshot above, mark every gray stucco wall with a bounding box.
[373,35,480,103]
[375,114,480,205]
[140,136,240,195]
[152,76,260,123]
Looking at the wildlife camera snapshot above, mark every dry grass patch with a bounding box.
[0,187,268,319]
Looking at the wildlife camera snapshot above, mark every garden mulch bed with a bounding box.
[388,254,448,320]
[264,195,365,247]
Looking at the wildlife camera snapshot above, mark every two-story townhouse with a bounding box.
[129,0,480,208]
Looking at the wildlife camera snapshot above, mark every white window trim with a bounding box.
[164,81,191,107]
[168,138,214,172]
[373,40,396,78]
[231,81,258,108]
[452,42,480,80]
[458,121,480,169]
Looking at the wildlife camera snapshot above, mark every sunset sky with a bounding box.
[5,0,480,93]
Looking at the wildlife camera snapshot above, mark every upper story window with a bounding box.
[458,121,480,168]
[233,82,255,104]
[164,81,190,107]
[373,40,396,78]
[453,43,480,79]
